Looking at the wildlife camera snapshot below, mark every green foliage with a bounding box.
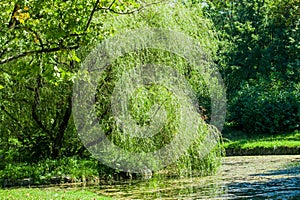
[230,79,300,134]
[0,0,166,162]
[202,0,300,92]
[0,0,223,181]
[88,3,223,178]
[173,125,223,177]
[199,0,300,135]
[0,157,99,187]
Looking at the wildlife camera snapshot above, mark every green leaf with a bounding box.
[70,50,81,62]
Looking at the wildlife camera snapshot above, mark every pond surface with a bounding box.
[90,155,300,199]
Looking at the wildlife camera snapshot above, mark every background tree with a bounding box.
[0,0,163,163]
[201,0,300,133]
[201,0,299,90]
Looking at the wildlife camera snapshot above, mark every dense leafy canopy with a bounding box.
[1,0,224,179]
[202,0,299,91]
[0,0,299,182]
[0,0,164,162]
[201,0,300,133]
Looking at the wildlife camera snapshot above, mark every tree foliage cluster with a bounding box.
[0,0,299,182]
[201,0,299,134]
[0,0,162,165]
[1,0,223,180]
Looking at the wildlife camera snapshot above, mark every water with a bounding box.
[57,155,299,199]
[87,156,300,199]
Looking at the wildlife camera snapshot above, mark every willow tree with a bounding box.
[74,3,225,177]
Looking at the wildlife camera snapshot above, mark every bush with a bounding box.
[230,79,300,134]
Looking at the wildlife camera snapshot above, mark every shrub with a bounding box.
[230,79,300,134]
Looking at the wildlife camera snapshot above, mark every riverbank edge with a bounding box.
[225,146,300,156]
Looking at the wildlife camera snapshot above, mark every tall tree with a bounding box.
[0,0,163,161]
[202,0,300,93]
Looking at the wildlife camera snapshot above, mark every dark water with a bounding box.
[90,155,300,199]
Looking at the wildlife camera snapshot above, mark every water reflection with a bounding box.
[46,155,300,200]
[95,175,299,199]
[84,156,300,199]
[97,176,227,199]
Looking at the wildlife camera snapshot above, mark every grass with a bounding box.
[222,128,300,150]
[0,187,112,200]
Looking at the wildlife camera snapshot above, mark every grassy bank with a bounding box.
[0,187,111,200]
[0,157,100,188]
[223,128,300,156]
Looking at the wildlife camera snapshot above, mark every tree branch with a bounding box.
[31,74,51,137]
[85,0,101,31]
[0,45,79,65]
[12,26,46,50]
[108,0,117,9]
[97,1,165,15]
